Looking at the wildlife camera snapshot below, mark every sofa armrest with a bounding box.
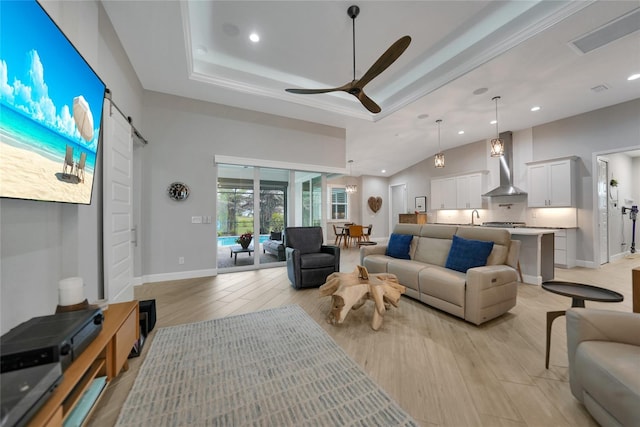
[360,244,387,264]
[506,239,520,270]
[566,308,640,401]
[567,308,640,351]
[465,265,518,325]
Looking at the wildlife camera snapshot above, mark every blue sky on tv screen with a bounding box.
[0,0,105,153]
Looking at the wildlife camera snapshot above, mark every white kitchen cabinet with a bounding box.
[431,177,456,209]
[456,173,484,209]
[527,157,576,207]
[554,228,576,268]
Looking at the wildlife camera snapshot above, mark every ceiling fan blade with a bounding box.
[355,35,411,90]
[357,91,381,114]
[285,87,342,95]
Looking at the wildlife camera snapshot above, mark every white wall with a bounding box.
[633,157,640,207]
[0,0,144,333]
[139,91,346,281]
[358,176,388,239]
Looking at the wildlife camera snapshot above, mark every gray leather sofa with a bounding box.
[360,223,521,325]
[566,308,640,426]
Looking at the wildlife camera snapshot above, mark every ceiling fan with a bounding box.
[285,5,411,114]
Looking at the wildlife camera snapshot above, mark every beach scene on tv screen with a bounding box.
[0,1,105,204]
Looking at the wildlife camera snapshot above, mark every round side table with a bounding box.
[541,281,623,369]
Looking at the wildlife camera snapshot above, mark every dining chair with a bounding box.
[332,224,345,246]
[348,225,364,247]
[364,224,373,241]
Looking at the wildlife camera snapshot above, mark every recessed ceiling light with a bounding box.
[381,169,386,173]
[458,130,465,135]
[473,87,488,95]
[417,114,429,119]
[531,106,541,112]
[249,33,260,43]
[628,73,640,81]
[490,120,497,125]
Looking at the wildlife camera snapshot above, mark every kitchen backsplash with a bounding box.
[429,199,578,228]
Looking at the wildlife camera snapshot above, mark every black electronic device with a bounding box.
[1,309,103,373]
[0,363,62,427]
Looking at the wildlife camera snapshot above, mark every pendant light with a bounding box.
[345,160,357,194]
[490,96,504,157]
[434,119,445,168]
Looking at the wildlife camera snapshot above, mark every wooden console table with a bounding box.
[399,213,427,224]
[28,300,139,427]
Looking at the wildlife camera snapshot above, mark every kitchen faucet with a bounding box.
[471,209,480,225]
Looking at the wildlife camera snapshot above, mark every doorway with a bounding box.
[216,165,289,271]
[390,184,407,232]
[597,158,608,264]
[594,148,640,265]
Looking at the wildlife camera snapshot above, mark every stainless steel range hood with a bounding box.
[482,131,527,197]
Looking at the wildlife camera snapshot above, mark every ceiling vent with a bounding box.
[570,8,640,54]
[591,84,609,93]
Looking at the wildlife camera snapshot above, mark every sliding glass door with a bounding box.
[217,164,255,270]
[259,168,288,266]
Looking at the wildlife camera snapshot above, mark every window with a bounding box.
[330,187,348,220]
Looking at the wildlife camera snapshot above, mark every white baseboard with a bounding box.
[111,283,134,302]
[610,251,630,262]
[575,260,598,268]
[522,273,542,285]
[140,269,217,285]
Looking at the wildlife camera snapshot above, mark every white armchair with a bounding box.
[566,308,640,426]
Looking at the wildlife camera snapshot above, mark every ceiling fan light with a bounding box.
[490,138,504,157]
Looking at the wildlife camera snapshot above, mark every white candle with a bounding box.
[58,277,84,306]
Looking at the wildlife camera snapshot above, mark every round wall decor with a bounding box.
[167,182,190,201]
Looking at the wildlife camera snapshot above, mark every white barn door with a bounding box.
[103,99,134,302]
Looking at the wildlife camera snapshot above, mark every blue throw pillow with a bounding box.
[445,235,494,273]
[385,233,413,260]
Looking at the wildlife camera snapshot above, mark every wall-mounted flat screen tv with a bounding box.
[0,0,106,205]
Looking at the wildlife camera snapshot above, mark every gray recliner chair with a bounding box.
[285,226,340,289]
[566,308,640,427]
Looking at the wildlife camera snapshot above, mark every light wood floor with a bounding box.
[89,249,638,426]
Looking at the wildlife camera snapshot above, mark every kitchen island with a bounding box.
[433,223,557,285]
[507,228,556,285]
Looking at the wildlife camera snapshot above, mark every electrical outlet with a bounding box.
[178,256,184,264]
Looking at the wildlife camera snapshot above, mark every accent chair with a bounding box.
[285,226,340,289]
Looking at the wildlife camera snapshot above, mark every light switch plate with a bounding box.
[192,216,202,224]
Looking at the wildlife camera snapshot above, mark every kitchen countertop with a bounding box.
[432,223,576,232]
[505,228,557,235]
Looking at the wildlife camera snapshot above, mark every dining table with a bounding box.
[336,224,371,248]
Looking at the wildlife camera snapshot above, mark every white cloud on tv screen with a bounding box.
[0,50,99,152]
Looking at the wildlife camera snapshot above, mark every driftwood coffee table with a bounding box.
[319,266,406,330]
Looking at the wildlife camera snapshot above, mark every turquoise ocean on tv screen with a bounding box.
[0,104,96,174]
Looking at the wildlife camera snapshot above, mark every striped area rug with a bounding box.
[115,305,416,426]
